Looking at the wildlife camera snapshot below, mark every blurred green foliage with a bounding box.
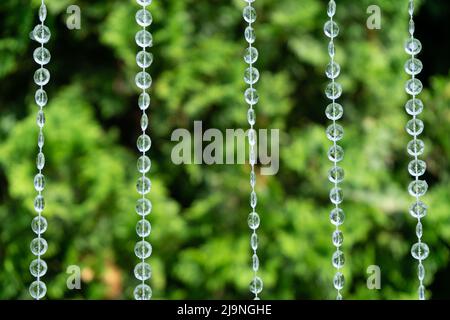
[0,0,449,300]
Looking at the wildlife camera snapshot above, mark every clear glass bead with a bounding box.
[407,139,425,156]
[34,68,50,86]
[35,89,48,107]
[248,212,260,230]
[252,254,259,271]
[138,92,151,110]
[409,201,427,218]
[137,176,151,195]
[135,71,152,89]
[32,216,48,234]
[136,198,152,216]
[416,221,423,238]
[245,26,256,44]
[134,262,152,281]
[136,9,152,27]
[408,180,428,197]
[250,191,257,208]
[38,132,45,148]
[327,145,344,162]
[34,195,45,213]
[137,0,153,6]
[411,242,429,260]
[405,79,423,95]
[327,0,336,17]
[330,187,343,205]
[330,208,345,226]
[137,134,152,152]
[325,82,342,100]
[328,41,335,58]
[134,240,152,259]
[325,103,343,120]
[326,124,344,142]
[406,119,424,136]
[136,220,151,237]
[37,152,45,170]
[332,249,345,268]
[34,173,45,192]
[137,155,151,173]
[324,21,339,38]
[405,99,424,116]
[29,280,47,300]
[135,30,153,48]
[248,128,257,146]
[409,20,415,35]
[33,47,51,65]
[244,47,258,65]
[244,67,260,85]
[251,233,258,250]
[325,61,340,79]
[37,110,45,128]
[30,259,47,277]
[418,285,425,300]
[250,171,256,187]
[33,25,51,44]
[249,147,256,165]
[141,113,148,131]
[39,3,47,22]
[408,159,426,177]
[405,38,422,55]
[243,6,257,23]
[249,276,263,294]
[405,58,423,76]
[136,51,153,68]
[247,108,256,125]
[418,264,425,281]
[30,237,48,256]
[328,166,344,184]
[134,284,152,300]
[245,88,259,105]
[332,230,343,247]
[336,292,343,300]
[333,272,344,290]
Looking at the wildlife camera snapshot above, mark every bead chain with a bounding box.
[243,0,263,299]
[134,0,154,300]
[405,0,429,301]
[324,0,345,300]
[29,0,50,300]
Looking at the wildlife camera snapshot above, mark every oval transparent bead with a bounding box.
[244,67,260,85]
[409,201,427,218]
[326,123,344,142]
[405,38,422,55]
[136,9,153,27]
[136,51,153,68]
[405,99,424,116]
[250,171,256,187]
[418,264,425,281]
[243,6,257,23]
[30,259,47,277]
[37,152,45,170]
[135,71,152,90]
[407,139,425,156]
[327,0,336,17]
[249,276,263,294]
[408,180,428,197]
[330,208,345,226]
[136,220,151,237]
[333,272,345,290]
[34,173,45,192]
[247,109,256,126]
[416,221,423,238]
[35,89,48,107]
[419,285,425,300]
[33,47,51,65]
[137,155,151,173]
[330,187,343,205]
[141,113,148,131]
[245,26,256,44]
[34,195,45,213]
[252,254,259,271]
[39,3,47,22]
[136,176,151,195]
[250,191,257,208]
[328,166,344,184]
[248,212,260,230]
[332,230,344,247]
[248,128,257,146]
[29,280,47,300]
[34,68,50,86]
[405,58,423,76]
[411,242,429,260]
[327,145,344,162]
[136,198,152,216]
[137,134,151,152]
[32,216,48,234]
[134,240,152,259]
[408,159,426,177]
[406,119,424,136]
[244,47,258,64]
[30,237,48,256]
[405,78,423,95]
[325,103,343,120]
[324,21,339,38]
[250,233,258,250]
[33,25,51,44]
[332,249,345,268]
[134,262,152,281]
[37,110,45,128]
[245,88,259,105]
[328,41,335,57]
[137,0,153,6]
[138,92,151,110]
[325,61,340,79]
[135,30,153,48]
[325,82,342,100]
[134,284,152,300]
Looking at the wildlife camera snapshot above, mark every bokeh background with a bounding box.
[0,0,449,300]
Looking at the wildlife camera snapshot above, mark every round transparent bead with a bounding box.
[405,99,424,116]
[243,6,257,23]
[34,173,45,192]
[136,220,151,237]
[34,195,45,213]
[37,110,45,128]
[33,47,51,65]
[419,285,425,300]
[29,280,47,300]
[137,176,151,195]
[407,139,425,156]
[251,233,258,250]
[39,3,47,22]
[333,272,345,290]
[328,166,344,184]
[138,92,151,110]
[406,119,424,136]
[248,212,260,230]
[326,124,344,142]
[37,152,45,170]
[405,79,423,95]
[250,191,257,208]
[250,276,263,294]
[247,109,256,125]
[137,155,151,173]
[252,254,259,271]
[245,88,259,105]
[134,240,152,259]
[34,68,50,86]
[137,0,153,6]
[244,67,260,85]
[244,47,258,65]
[418,264,425,281]
[325,103,343,120]
[326,61,340,79]
[248,128,257,146]
[405,38,422,55]
[408,180,428,197]
[330,187,343,205]
[136,51,153,68]
[136,9,152,27]
[30,237,48,256]
[416,221,423,238]
[134,262,152,281]
[35,89,48,107]
[330,208,345,226]
[327,145,344,162]
[411,242,429,260]
[33,25,51,44]
[327,0,336,17]
[409,201,427,218]
[32,216,48,234]
[135,71,152,89]
[136,198,152,216]
[141,113,148,131]
[332,249,345,268]
[30,259,47,277]
[135,30,153,48]
[332,230,344,247]
[405,58,423,76]
[325,82,342,100]
[324,21,339,38]
[137,134,151,152]
[245,26,256,44]
[134,284,152,300]
[408,159,426,177]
